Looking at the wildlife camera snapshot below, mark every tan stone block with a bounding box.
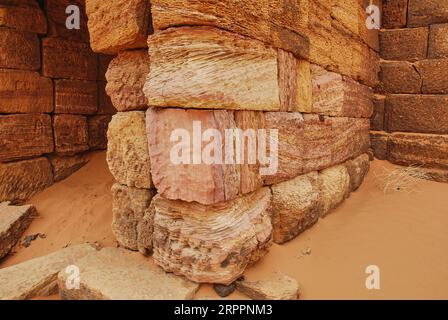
[88,115,111,150]
[302,114,333,173]
[236,273,300,300]
[380,28,428,62]
[0,27,40,70]
[378,61,422,94]
[318,164,350,216]
[53,115,89,156]
[55,80,98,115]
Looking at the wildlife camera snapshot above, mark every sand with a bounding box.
[1,152,448,299]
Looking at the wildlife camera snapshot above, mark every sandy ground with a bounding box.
[1,152,448,299]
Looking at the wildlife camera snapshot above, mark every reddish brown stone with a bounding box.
[53,115,89,156]
[46,0,89,42]
[88,115,112,150]
[371,95,385,131]
[429,24,448,59]
[370,131,389,160]
[98,54,114,81]
[382,0,408,29]
[49,154,89,182]
[97,82,116,115]
[0,114,53,162]
[0,28,40,70]
[407,0,448,27]
[55,80,98,115]
[0,4,46,34]
[380,28,428,62]
[415,59,448,94]
[378,61,422,94]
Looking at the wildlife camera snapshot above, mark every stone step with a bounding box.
[57,247,199,300]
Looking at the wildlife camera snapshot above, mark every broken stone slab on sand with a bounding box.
[58,247,199,300]
[0,202,36,260]
[0,244,96,300]
[236,273,300,300]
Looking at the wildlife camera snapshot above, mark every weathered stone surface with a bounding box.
[0,157,53,202]
[46,0,89,42]
[344,153,370,192]
[429,24,448,59]
[42,38,97,81]
[0,4,46,34]
[0,69,53,114]
[269,172,320,244]
[147,108,240,205]
[136,201,155,256]
[106,51,150,112]
[318,164,350,216]
[107,112,152,189]
[152,188,273,285]
[0,244,96,300]
[236,273,300,300]
[88,115,111,150]
[389,132,448,169]
[58,247,199,300]
[145,27,281,112]
[382,0,408,29]
[86,0,151,54]
[415,59,448,94]
[97,82,116,115]
[370,131,390,160]
[407,0,448,27]
[371,95,385,131]
[55,80,98,115]
[111,184,156,251]
[53,115,89,156]
[151,0,309,59]
[0,114,53,162]
[311,64,373,118]
[0,27,40,70]
[378,61,422,94]
[385,95,448,134]
[0,202,35,259]
[49,154,89,182]
[380,28,428,62]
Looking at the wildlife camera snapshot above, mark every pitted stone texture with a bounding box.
[0,4,46,34]
[318,164,350,217]
[49,154,89,182]
[0,28,40,70]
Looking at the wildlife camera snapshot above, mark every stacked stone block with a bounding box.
[87,0,378,284]
[0,0,116,202]
[373,0,448,182]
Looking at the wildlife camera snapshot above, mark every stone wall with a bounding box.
[87,0,379,284]
[0,0,116,202]
[373,0,448,182]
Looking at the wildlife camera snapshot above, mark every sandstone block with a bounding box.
[112,184,156,251]
[0,202,36,259]
[415,59,448,94]
[344,153,370,192]
[382,0,408,28]
[53,115,89,156]
[236,273,300,300]
[0,69,53,114]
[49,154,89,182]
[380,28,428,62]
[0,27,40,70]
[429,24,448,59]
[370,131,390,160]
[407,0,448,27]
[107,112,152,189]
[145,27,281,112]
[42,38,97,81]
[55,80,98,115]
[371,95,385,131]
[385,94,448,134]
[58,248,199,300]
[46,0,89,42]
[269,172,320,244]
[0,158,53,202]
[106,51,150,112]
[152,188,273,285]
[97,82,116,115]
[318,164,350,216]
[378,61,422,94]
[0,244,96,300]
[0,4,46,33]
[86,0,151,54]
[88,115,111,150]
[0,114,53,162]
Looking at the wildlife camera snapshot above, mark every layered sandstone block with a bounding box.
[380,28,428,62]
[415,59,448,94]
[152,188,272,285]
[0,114,53,162]
[318,164,350,216]
[55,80,98,114]
[0,27,40,70]
[428,24,448,59]
[107,112,152,189]
[0,157,53,202]
[42,38,97,81]
[88,115,111,150]
[106,51,150,112]
[370,131,390,160]
[378,61,422,94]
[49,154,89,182]
[46,0,89,42]
[382,0,408,29]
[0,3,46,34]
[407,0,448,27]
[53,115,89,156]
[0,69,53,114]
[86,0,152,54]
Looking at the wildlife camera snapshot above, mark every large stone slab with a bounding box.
[0,4,46,34]
[318,164,350,217]
[0,157,53,202]
[0,114,53,162]
[429,23,448,59]
[380,28,428,62]
[145,27,281,112]
[105,50,150,112]
[407,0,448,27]
[0,69,53,114]
[382,0,408,29]
[152,188,272,285]
[49,154,89,182]
[87,115,111,150]
[86,0,152,54]
[58,248,199,300]
[55,80,98,115]
[415,59,448,94]
[236,273,300,300]
[0,244,96,300]
[269,172,320,244]
[0,202,35,259]
[53,115,89,156]
[107,112,152,189]
[378,61,422,94]
[0,27,40,70]
[46,0,89,42]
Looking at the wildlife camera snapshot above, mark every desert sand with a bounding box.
[1,152,447,300]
